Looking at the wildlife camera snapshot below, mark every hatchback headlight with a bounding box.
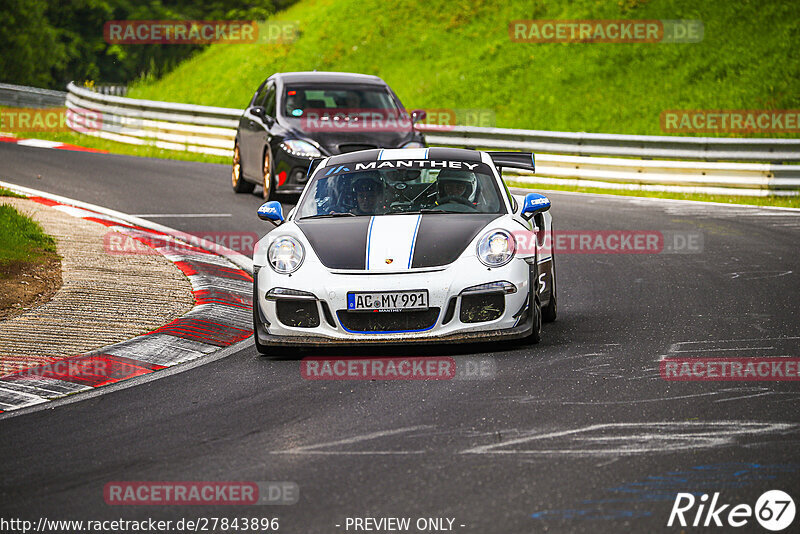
[280,139,322,158]
[268,236,304,273]
[476,230,515,267]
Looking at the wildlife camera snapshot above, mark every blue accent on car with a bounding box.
[521,193,551,219]
[338,322,439,335]
[292,109,303,116]
[257,201,284,223]
[365,216,375,269]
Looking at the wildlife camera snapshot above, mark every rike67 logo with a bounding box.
[668,490,795,531]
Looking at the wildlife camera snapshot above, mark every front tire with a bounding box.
[253,282,270,355]
[523,265,542,344]
[527,294,542,344]
[542,252,557,323]
[231,141,255,193]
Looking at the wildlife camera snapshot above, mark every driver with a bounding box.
[436,170,476,206]
[351,175,385,215]
[343,91,363,110]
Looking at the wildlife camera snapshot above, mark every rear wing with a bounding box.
[487,152,535,173]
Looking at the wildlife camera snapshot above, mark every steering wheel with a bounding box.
[438,195,477,209]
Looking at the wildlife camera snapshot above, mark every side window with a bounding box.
[500,175,517,212]
[263,83,276,117]
[252,81,268,107]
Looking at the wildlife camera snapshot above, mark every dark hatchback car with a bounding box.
[231,71,427,199]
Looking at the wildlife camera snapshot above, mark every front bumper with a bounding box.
[254,256,534,345]
[273,147,314,193]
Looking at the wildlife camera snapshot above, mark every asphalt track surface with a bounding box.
[1,143,799,533]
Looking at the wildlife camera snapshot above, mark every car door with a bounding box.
[240,82,275,179]
[239,83,264,179]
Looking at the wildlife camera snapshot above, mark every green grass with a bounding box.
[508,180,800,208]
[0,187,25,198]
[128,0,799,138]
[0,203,58,271]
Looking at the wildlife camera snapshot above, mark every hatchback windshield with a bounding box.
[284,85,400,116]
[297,160,507,218]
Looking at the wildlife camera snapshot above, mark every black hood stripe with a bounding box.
[411,214,501,268]
[296,218,370,270]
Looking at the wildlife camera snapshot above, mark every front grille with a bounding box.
[276,300,320,328]
[460,293,505,323]
[337,308,440,333]
[337,143,378,154]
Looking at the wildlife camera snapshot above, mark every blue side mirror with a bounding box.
[521,193,550,220]
[257,201,284,226]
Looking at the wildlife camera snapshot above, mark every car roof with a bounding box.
[325,147,484,167]
[297,148,512,219]
[269,71,387,86]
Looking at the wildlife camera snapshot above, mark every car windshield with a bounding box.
[296,160,507,218]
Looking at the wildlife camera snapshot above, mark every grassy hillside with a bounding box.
[128,0,799,136]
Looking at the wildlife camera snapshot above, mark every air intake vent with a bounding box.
[337,309,440,333]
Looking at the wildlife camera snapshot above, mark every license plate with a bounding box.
[347,290,429,312]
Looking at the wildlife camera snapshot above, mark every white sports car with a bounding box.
[252,147,556,351]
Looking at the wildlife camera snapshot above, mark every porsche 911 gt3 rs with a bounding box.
[252,147,556,351]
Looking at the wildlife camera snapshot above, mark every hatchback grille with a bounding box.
[337,143,378,154]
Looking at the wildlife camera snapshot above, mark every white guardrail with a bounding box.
[15,82,800,195]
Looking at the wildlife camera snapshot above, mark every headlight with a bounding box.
[280,139,322,158]
[476,230,515,268]
[401,141,425,149]
[268,236,304,273]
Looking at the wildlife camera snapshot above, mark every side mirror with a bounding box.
[257,201,284,226]
[411,109,427,124]
[521,193,550,221]
[251,106,265,118]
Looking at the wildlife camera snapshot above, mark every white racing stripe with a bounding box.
[379,148,428,160]
[366,215,422,271]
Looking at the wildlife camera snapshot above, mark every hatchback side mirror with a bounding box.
[411,109,427,124]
